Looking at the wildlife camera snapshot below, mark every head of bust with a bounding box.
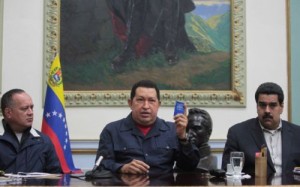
[187,108,213,148]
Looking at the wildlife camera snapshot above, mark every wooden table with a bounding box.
[1,172,300,186]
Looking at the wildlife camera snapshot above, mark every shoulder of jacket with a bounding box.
[282,120,300,130]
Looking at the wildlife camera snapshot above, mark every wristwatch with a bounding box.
[178,134,188,143]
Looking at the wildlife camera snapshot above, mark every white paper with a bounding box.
[5,172,61,179]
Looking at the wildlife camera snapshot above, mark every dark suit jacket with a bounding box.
[221,118,300,176]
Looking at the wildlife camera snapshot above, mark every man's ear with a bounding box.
[128,99,132,109]
[280,102,284,114]
[4,108,11,118]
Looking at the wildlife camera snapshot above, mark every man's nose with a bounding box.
[142,100,150,108]
[27,108,33,114]
[265,105,271,112]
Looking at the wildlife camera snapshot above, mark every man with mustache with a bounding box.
[0,89,61,173]
[221,82,300,177]
[95,80,200,176]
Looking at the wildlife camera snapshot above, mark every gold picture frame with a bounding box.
[43,0,246,107]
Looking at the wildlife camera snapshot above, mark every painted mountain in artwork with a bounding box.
[185,8,231,53]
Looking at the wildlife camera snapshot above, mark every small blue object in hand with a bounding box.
[174,101,185,116]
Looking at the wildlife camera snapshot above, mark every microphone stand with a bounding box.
[85,155,112,180]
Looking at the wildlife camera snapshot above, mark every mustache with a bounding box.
[263,113,273,119]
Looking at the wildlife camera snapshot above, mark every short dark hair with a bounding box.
[1,88,25,114]
[130,80,160,100]
[255,82,284,104]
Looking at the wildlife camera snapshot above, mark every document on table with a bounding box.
[294,167,300,175]
[5,172,61,179]
[0,176,13,184]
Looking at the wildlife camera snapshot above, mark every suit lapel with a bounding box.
[281,121,292,172]
[249,119,266,150]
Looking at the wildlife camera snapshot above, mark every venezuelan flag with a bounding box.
[42,54,80,174]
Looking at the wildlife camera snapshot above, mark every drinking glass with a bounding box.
[230,151,244,178]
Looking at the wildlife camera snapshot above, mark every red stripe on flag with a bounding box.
[42,119,71,173]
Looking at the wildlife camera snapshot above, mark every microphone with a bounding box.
[85,152,112,180]
[91,155,104,172]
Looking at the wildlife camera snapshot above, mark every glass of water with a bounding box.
[230,151,244,178]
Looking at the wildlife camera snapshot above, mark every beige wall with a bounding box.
[1,0,288,141]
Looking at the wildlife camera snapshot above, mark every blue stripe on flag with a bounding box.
[43,85,77,170]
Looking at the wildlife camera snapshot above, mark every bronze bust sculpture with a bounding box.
[187,108,217,172]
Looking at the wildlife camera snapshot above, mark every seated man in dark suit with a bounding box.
[222,82,300,176]
[186,108,217,172]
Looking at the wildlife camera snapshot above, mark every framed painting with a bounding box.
[286,0,300,124]
[43,0,246,107]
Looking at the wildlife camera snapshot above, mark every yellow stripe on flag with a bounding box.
[47,54,65,107]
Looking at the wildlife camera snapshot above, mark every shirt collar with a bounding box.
[259,119,282,134]
[0,119,40,137]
